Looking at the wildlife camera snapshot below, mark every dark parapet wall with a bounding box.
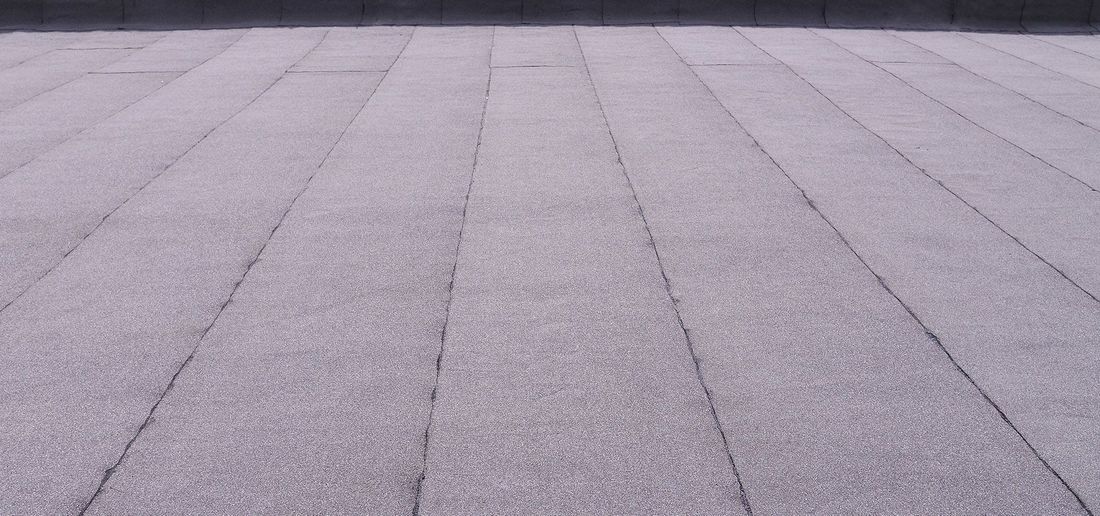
[44,0,123,26]
[1,0,1097,29]
[757,0,826,26]
[124,0,203,27]
[202,0,280,26]
[1020,0,1093,30]
[677,0,755,24]
[521,0,601,23]
[603,0,678,24]
[363,0,441,25]
[954,0,1024,29]
[443,0,521,24]
[1,0,43,26]
[282,0,364,25]
[826,0,954,27]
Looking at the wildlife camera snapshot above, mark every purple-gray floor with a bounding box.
[0,25,1097,514]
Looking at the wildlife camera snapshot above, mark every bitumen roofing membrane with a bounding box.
[0,4,1099,514]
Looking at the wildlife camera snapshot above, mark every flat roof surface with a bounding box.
[1,25,1098,514]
